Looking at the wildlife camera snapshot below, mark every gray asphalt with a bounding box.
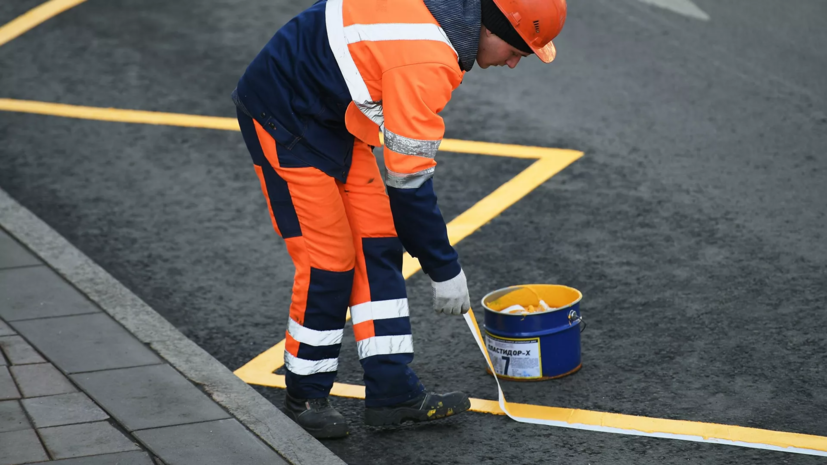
[2,0,827,464]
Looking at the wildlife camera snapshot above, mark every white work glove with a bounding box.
[431,268,471,316]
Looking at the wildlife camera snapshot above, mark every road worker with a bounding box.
[233,0,567,438]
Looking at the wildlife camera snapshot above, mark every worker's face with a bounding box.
[476,26,531,69]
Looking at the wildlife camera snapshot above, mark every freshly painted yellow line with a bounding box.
[0,99,582,162]
[462,310,827,455]
[239,312,827,455]
[233,349,827,455]
[438,138,565,159]
[0,99,240,131]
[233,340,285,384]
[0,0,88,48]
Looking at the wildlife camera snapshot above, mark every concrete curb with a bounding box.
[0,187,346,465]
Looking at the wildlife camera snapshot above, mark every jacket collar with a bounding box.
[423,0,481,72]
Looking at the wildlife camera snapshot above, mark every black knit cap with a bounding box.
[480,0,532,54]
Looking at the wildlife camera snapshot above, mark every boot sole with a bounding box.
[303,422,350,439]
[364,397,472,427]
[284,410,350,439]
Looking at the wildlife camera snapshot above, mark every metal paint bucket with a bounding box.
[481,284,584,381]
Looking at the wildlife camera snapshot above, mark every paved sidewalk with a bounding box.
[0,228,289,465]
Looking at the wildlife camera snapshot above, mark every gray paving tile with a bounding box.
[39,421,141,460]
[0,266,100,321]
[135,419,287,465]
[51,451,155,465]
[0,367,20,400]
[72,364,229,432]
[0,428,49,465]
[0,319,14,337]
[12,314,161,374]
[22,392,109,428]
[0,335,45,365]
[0,401,29,433]
[10,363,77,397]
[0,230,40,269]
[0,350,6,367]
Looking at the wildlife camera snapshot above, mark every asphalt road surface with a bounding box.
[2,0,827,463]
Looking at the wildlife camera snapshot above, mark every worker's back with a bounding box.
[234,0,463,182]
[330,0,464,148]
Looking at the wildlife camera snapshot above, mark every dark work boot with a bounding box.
[364,391,471,427]
[284,394,349,439]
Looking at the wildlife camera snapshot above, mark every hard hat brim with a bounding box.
[532,40,557,63]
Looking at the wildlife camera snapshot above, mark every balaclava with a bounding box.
[480,0,532,54]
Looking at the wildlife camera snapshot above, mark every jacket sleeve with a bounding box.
[381,62,463,282]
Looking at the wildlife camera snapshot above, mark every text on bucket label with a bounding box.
[485,333,542,378]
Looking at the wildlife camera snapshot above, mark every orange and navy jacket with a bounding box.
[234,0,481,282]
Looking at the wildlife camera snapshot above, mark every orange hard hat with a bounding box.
[490,0,567,63]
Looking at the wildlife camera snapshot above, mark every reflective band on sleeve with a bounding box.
[343,23,458,56]
[284,352,339,376]
[385,167,435,189]
[287,319,344,347]
[384,128,441,158]
[350,299,409,325]
[355,100,385,128]
[357,334,414,359]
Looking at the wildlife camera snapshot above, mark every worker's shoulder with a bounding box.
[343,0,464,79]
[343,0,437,25]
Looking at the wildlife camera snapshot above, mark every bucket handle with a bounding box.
[568,309,587,333]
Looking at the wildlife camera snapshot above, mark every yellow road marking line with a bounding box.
[0,98,582,161]
[234,340,286,384]
[239,311,827,457]
[438,138,561,159]
[461,310,827,456]
[0,99,240,131]
[0,0,88,48]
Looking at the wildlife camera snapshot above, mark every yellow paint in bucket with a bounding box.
[481,285,584,381]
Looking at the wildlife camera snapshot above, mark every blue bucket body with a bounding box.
[482,286,583,380]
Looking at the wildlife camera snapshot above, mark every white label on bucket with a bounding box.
[485,333,542,379]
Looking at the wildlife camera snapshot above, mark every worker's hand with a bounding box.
[431,268,471,316]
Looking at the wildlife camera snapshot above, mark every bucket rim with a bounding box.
[480,284,583,316]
